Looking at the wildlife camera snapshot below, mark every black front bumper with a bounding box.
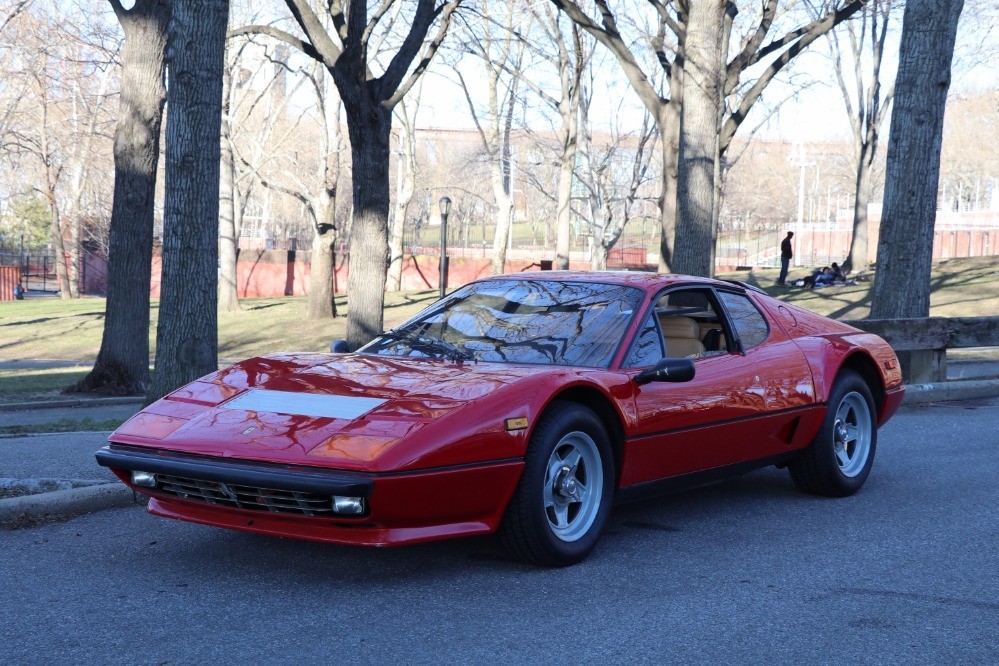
[96,444,374,497]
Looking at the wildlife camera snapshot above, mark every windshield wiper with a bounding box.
[379,330,473,362]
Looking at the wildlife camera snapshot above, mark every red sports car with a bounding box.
[97,272,904,566]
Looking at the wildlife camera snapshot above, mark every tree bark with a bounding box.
[387,99,418,292]
[490,168,514,275]
[673,0,724,278]
[148,0,228,403]
[489,70,518,276]
[658,101,680,272]
[307,220,337,319]
[47,195,72,299]
[870,0,963,320]
[590,238,608,270]
[73,0,170,395]
[846,143,872,272]
[218,60,241,312]
[554,121,577,270]
[554,23,583,271]
[343,109,392,350]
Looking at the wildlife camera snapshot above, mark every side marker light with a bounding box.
[505,417,529,431]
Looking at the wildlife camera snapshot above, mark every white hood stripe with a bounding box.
[222,389,386,420]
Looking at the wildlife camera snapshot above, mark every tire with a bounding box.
[789,369,877,497]
[500,401,614,567]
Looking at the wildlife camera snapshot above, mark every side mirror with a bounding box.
[634,358,695,385]
[330,339,350,353]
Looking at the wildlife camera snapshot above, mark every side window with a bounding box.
[718,292,770,349]
[625,312,665,367]
[656,288,727,358]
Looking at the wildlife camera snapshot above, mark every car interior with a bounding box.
[654,290,730,359]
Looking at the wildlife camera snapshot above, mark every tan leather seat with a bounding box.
[659,315,706,358]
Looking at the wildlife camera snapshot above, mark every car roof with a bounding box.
[481,270,751,293]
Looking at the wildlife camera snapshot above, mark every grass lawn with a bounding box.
[0,290,440,363]
[717,256,999,320]
[0,367,92,404]
[0,257,994,400]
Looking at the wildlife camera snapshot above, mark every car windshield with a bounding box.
[361,279,644,367]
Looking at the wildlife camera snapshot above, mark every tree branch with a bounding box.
[227,24,322,62]
[384,1,462,108]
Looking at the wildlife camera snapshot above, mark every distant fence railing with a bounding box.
[842,316,999,384]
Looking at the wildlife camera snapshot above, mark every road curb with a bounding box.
[0,482,136,525]
[0,396,143,412]
[903,378,999,405]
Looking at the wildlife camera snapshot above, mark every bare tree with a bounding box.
[235,56,345,318]
[218,30,241,313]
[3,6,117,299]
[551,0,684,271]
[387,84,421,292]
[870,0,965,320]
[552,0,866,274]
[148,0,229,402]
[234,1,463,350]
[76,0,171,395]
[454,0,528,275]
[578,88,658,270]
[0,0,35,35]
[673,0,725,278]
[824,0,896,274]
[537,5,585,271]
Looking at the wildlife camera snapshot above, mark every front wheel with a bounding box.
[500,402,614,567]
[789,369,877,497]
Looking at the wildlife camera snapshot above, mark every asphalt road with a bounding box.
[0,431,118,481]
[2,399,997,664]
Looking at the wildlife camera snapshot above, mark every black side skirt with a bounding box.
[614,452,798,505]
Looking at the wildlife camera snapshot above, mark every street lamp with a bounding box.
[439,196,451,299]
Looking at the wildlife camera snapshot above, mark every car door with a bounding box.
[715,288,816,460]
[621,286,768,485]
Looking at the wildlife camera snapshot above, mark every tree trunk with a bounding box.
[218,61,241,312]
[148,0,228,403]
[655,96,681,273]
[46,196,72,299]
[870,0,964,320]
[343,109,392,350]
[490,166,514,275]
[673,0,724,278]
[68,215,81,298]
[73,0,170,395]
[387,110,416,291]
[307,216,337,319]
[554,109,578,270]
[590,240,608,271]
[844,143,872,273]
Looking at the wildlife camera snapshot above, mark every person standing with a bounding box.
[776,231,794,286]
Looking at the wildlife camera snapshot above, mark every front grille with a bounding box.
[154,474,335,517]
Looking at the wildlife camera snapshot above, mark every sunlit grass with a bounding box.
[0,290,440,364]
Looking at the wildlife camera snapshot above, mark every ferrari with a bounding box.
[97,272,904,566]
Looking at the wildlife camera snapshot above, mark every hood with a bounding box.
[110,353,552,471]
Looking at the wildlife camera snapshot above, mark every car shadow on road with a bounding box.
[132,465,813,582]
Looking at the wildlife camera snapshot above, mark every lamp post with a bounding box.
[439,196,451,299]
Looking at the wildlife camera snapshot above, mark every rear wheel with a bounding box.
[789,369,877,497]
[500,402,613,567]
